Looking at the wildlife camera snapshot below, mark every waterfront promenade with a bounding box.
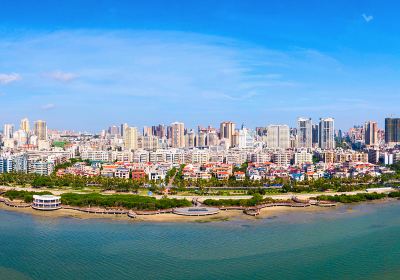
[0,185,394,202]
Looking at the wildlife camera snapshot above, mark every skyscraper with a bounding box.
[3,124,14,139]
[266,125,290,149]
[312,124,319,147]
[185,129,196,148]
[219,121,235,147]
[143,126,152,137]
[152,124,166,138]
[197,130,207,147]
[34,120,47,141]
[238,127,254,148]
[108,125,119,136]
[207,130,219,147]
[365,121,378,147]
[124,127,138,150]
[120,123,128,137]
[171,122,185,148]
[20,118,30,133]
[385,118,400,146]
[297,117,312,148]
[319,118,335,150]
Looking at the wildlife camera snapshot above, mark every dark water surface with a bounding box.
[1,202,399,280]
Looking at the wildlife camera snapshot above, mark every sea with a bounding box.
[1,201,399,280]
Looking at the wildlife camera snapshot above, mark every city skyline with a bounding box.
[0,115,388,135]
[1,1,400,130]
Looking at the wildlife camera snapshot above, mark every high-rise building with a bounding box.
[20,118,30,133]
[171,122,185,148]
[312,124,319,147]
[238,128,254,148]
[385,118,400,146]
[266,125,290,149]
[232,131,240,147]
[297,117,312,148]
[166,126,173,140]
[319,118,335,150]
[108,125,119,136]
[120,123,128,137]
[3,124,14,139]
[152,124,166,138]
[197,130,207,147]
[255,127,267,137]
[185,130,196,148]
[207,131,219,146]
[337,129,343,143]
[365,121,378,147]
[220,121,235,147]
[13,130,28,147]
[34,120,47,141]
[138,135,159,151]
[143,126,152,137]
[124,127,138,150]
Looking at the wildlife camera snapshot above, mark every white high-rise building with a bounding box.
[3,124,14,139]
[297,117,312,148]
[124,127,138,151]
[319,118,335,150]
[171,122,185,148]
[266,125,290,149]
[238,128,254,148]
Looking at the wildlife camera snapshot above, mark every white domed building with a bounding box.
[32,195,61,211]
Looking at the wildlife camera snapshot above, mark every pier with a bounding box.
[0,198,31,208]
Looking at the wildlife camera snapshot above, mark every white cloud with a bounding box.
[0,73,21,84]
[46,71,78,82]
[362,14,374,23]
[0,30,355,127]
[0,30,339,101]
[41,103,56,110]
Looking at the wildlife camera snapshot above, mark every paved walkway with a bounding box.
[0,185,395,202]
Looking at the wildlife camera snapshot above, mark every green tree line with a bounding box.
[60,193,191,210]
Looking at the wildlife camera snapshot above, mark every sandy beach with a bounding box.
[1,185,397,223]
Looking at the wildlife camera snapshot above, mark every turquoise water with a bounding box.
[1,202,400,280]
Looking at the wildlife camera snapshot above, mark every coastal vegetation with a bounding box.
[4,190,53,203]
[2,189,400,211]
[203,194,267,207]
[388,191,400,198]
[315,192,386,203]
[60,193,191,210]
[0,172,144,192]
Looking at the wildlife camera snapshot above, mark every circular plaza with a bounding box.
[173,207,220,216]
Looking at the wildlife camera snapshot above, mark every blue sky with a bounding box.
[0,0,399,132]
